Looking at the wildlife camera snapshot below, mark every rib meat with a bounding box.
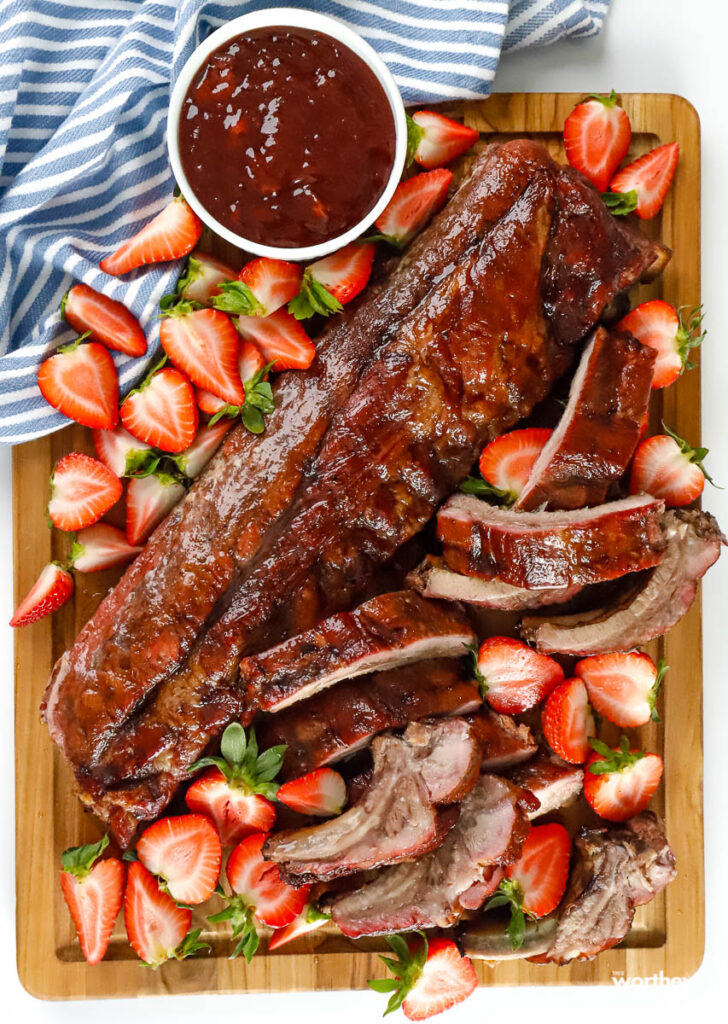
[438,494,666,589]
[515,327,655,511]
[41,140,669,845]
[257,659,481,780]
[263,718,480,885]
[328,775,537,937]
[407,555,581,610]
[508,756,584,818]
[466,710,537,770]
[522,509,724,655]
[239,591,474,713]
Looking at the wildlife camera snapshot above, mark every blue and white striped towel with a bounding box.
[0,0,610,444]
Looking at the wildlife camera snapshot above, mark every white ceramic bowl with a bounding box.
[167,6,407,262]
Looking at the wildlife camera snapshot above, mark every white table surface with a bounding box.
[2,0,727,1018]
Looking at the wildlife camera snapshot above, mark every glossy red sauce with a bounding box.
[179,27,397,248]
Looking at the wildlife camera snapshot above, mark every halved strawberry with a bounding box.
[59,834,124,966]
[368,934,477,1021]
[268,903,330,950]
[100,196,202,276]
[288,243,375,319]
[607,141,679,219]
[124,861,208,967]
[629,429,711,506]
[71,522,143,572]
[576,652,666,728]
[196,340,267,417]
[212,259,301,317]
[160,304,244,405]
[473,637,564,714]
[48,452,122,531]
[62,284,147,357]
[210,833,309,960]
[38,337,118,430]
[563,90,631,192]
[276,768,346,817]
[171,420,231,478]
[136,813,222,905]
[172,252,238,307]
[185,722,284,845]
[374,168,452,248]
[541,677,595,764]
[125,472,186,545]
[408,110,479,170]
[617,300,704,389]
[10,562,73,627]
[93,423,157,478]
[237,309,315,371]
[120,366,198,453]
[477,428,553,505]
[488,823,571,950]
[584,737,664,821]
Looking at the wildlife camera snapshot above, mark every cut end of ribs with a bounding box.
[508,756,584,819]
[522,509,724,655]
[466,709,538,771]
[263,717,479,885]
[459,914,558,961]
[438,493,666,589]
[515,327,655,512]
[241,591,476,714]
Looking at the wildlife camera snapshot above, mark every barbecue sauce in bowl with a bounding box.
[178,27,397,249]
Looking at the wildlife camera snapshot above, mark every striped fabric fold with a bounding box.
[0,0,610,444]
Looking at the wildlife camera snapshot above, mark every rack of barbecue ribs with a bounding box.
[42,138,674,846]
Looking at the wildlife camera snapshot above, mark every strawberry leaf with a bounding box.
[602,189,638,216]
[288,274,342,320]
[649,660,668,722]
[368,931,428,1017]
[464,642,487,694]
[175,929,210,961]
[405,113,424,167]
[189,724,285,798]
[61,834,109,879]
[588,735,645,775]
[460,474,513,505]
[212,280,264,317]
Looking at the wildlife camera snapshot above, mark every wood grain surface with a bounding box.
[13,92,703,999]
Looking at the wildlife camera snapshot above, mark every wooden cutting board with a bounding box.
[13,92,703,999]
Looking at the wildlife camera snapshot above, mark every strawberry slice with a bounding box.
[288,243,375,320]
[476,427,553,505]
[368,934,477,1021]
[124,861,208,967]
[563,90,631,193]
[10,562,73,627]
[120,365,198,453]
[185,722,283,845]
[38,337,118,430]
[268,903,330,950]
[607,141,679,219]
[629,429,712,506]
[374,168,452,248]
[62,284,147,358]
[171,252,239,307]
[125,472,186,545]
[136,813,222,905]
[473,637,564,714]
[541,677,595,764]
[160,304,244,405]
[196,339,267,417]
[617,300,704,389]
[71,522,143,572]
[172,420,231,479]
[212,258,302,318]
[59,834,124,966]
[276,768,347,817]
[408,110,479,170]
[576,652,666,728]
[48,452,122,532]
[487,823,571,950]
[100,196,202,276]
[584,737,664,821]
[210,833,309,961]
[237,309,315,371]
[93,423,157,478]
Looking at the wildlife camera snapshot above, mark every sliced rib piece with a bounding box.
[328,775,537,937]
[466,710,537,770]
[438,494,666,589]
[407,555,581,610]
[258,659,481,780]
[522,509,724,655]
[240,591,475,713]
[508,756,584,818]
[515,328,655,511]
[460,915,558,961]
[263,719,480,885]
[539,812,676,964]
